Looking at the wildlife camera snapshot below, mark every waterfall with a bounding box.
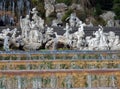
[0,2,2,10]
[17,76,22,89]
[0,0,32,24]
[87,75,92,88]
[17,0,22,16]
[50,75,57,88]
[26,0,30,15]
[3,0,5,12]
[0,0,6,23]
[12,0,15,15]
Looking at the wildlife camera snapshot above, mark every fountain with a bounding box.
[0,6,120,89]
[17,76,22,89]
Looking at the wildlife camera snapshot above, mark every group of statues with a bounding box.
[47,21,120,50]
[1,8,120,51]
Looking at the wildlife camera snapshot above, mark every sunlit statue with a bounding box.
[3,36,10,51]
[106,19,115,27]
[29,21,40,43]
[31,7,44,30]
[20,15,31,38]
[66,13,77,27]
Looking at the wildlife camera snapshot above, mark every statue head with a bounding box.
[31,7,38,14]
[116,35,119,39]
[26,15,30,19]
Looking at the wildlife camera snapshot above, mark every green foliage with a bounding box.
[113,0,120,19]
[37,3,45,18]
[114,0,120,3]
[45,17,54,25]
[56,0,72,6]
[62,9,73,22]
[75,10,87,21]
[96,0,113,10]
[94,4,102,16]
[93,17,106,26]
[31,0,45,18]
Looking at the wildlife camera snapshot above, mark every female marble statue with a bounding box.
[31,8,44,30]
[29,21,41,43]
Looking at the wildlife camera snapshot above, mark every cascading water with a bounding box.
[0,0,31,25]
[17,0,24,17]
[26,0,31,15]
[12,0,15,16]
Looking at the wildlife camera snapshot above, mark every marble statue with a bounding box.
[3,36,10,51]
[20,15,31,38]
[0,7,120,51]
[74,23,85,38]
[66,13,78,27]
[76,20,82,27]
[31,8,44,30]
[11,28,17,38]
[29,21,40,43]
[63,23,72,38]
[107,31,116,49]
[106,19,115,27]
[87,30,101,50]
[0,28,11,40]
[52,19,58,27]
[29,29,40,43]
[63,23,74,48]
[44,27,54,42]
[111,36,120,50]
[44,0,55,17]
[98,26,109,50]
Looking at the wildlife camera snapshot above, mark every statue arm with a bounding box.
[20,16,23,29]
[65,17,70,21]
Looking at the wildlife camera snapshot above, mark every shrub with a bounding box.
[94,4,102,16]
[75,10,87,22]
[113,0,120,19]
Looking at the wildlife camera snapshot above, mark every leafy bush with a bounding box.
[75,10,87,21]
[113,0,120,19]
[31,0,45,18]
